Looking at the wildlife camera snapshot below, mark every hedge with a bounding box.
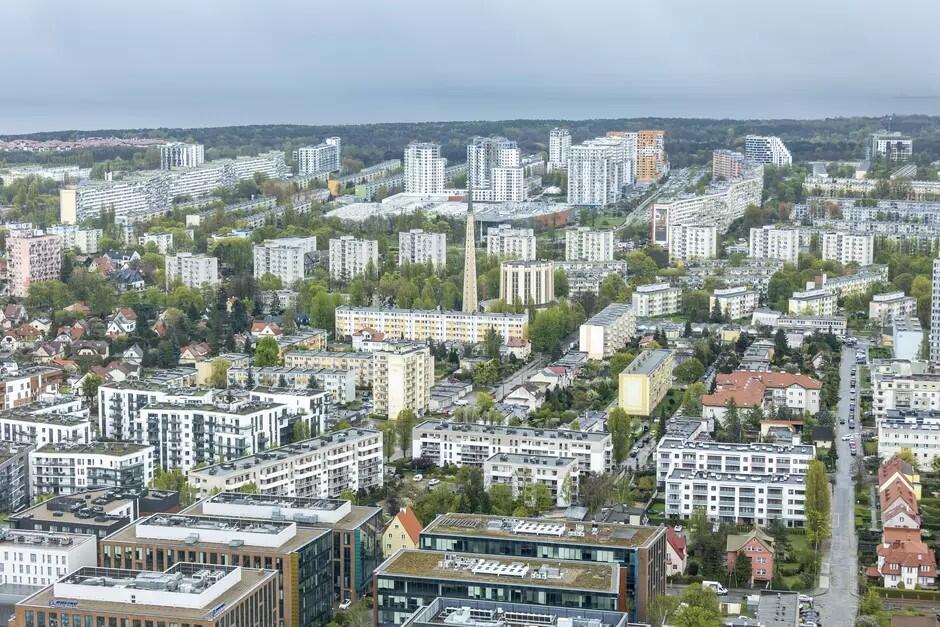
[874,587,940,601]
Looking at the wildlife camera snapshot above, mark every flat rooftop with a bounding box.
[34,441,151,456]
[584,303,633,326]
[402,597,630,627]
[0,528,95,549]
[286,350,372,359]
[182,492,381,531]
[422,513,661,549]
[634,282,675,293]
[484,453,577,468]
[756,591,800,627]
[658,436,814,455]
[335,305,528,320]
[189,428,379,479]
[10,488,138,526]
[377,550,618,593]
[415,420,610,443]
[666,468,806,486]
[622,349,672,376]
[0,408,89,426]
[142,400,283,415]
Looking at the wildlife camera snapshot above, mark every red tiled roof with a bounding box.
[704,371,821,408]
[879,455,916,486]
[666,528,686,560]
[506,337,529,347]
[117,307,137,320]
[880,480,918,515]
[876,539,937,576]
[251,321,283,335]
[394,507,423,545]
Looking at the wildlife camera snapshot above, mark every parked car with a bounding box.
[428,478,441,487]
[702,581,728,595]
[413,474,424,482]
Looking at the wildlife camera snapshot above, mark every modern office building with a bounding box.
[412,420,611,473]
[486,224,537,260]
[400,598,633,627]
[712,149,747,179]
[821,231,875,266]
[788,288,837,316]
[565,227,615,262]
[160,142,205,170]
[0,442,32,512]
[749,225,800,265]
[28,441,154,498]
[548,128,572,171]
[467,137,526,202]
[375,550,625,627]
[100,513,333,627]
[404,142,447,194]
[870,131,913,161]
[329,235,379,282]
[0,528,97,587]
[12,563,279,627]
[254,236,318,285]
[294,137,342,174]
[483,453,579,507]
[655,436,815,485]
[47,224,102,254]
[744,135,792,166]
[635,130,667,183]
[6,230,63,298]
[631,283,682,317]
[165,252,219,288]
[668,224,718,262]
[579,303,636,360]
[499,260,555,307]
[870,291,918,323]
[399,229,447,268]
[664,469,807,527]
[373,343,434,420]
[710,286,759,320]
[334,306,528,344]
[184,491,384,604]
[618,349,674,417]
[878,409,940,467]
[417,513,667,623]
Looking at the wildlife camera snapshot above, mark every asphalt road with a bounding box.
[815,344,860,623]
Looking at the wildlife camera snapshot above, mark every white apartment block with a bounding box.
[160,142,205,170]
[139,232,174,254]
[254,236,317,285]
[329,236,379,282]
[47,225,102,254]
[664,469,806,527]
[870,291,918,322]
[567,141,630,206]
[283,351,374,386]
[668,224,718,263]
[869,359,940,422]
[820,265,888,299]
[631,283,682,317]
[749,226,800,265]
[931,257,940,362]
[821,231,874,266]
[0,529,97,588]
[877,409,940,467]
[165,252,219,289]
[28,442,155,498]
[579,303,636,360]
[373,343,434,420]
[483,453,579,508]
[652,169,763,247]
[334,306,528,344]
[870,132,913,162]
[188,428,383,498]
[486,224,536,260]
[467,137,526,202]
[499,260,555,307]
[293,137,341,175]
[744,135,792,166]
[0,410,91,448]
[655,436,815,485]
[788,289,837,316]
[548,128,571,171]
[412,420,612,474]
[565,227,614,261]
[226,367,356,404]
[399,229,447,268]
[710,286,759,320]
[404,142,447,194]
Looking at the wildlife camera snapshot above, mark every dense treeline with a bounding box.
[5,115,940,171]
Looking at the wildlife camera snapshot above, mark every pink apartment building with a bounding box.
[6,231,63,298]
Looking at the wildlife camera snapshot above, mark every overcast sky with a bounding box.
[4,0,940,134]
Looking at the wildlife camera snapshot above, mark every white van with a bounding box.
[702,580,728,595]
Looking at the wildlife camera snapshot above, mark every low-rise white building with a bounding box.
[710,286,758,320]
[188,428,383,498]
[578,303,635,360]
[0,529,98,587]
[877,409,940,467]
[227,366,356,404]
[668,225,718,263]
[632,283,682,317]
[788,289,837,316]
[869,359,940,422]
[412,420,612,474]
[334,306,527,344]
[870,291,918,322]
[655,436,816,485]
[0,407,91,448]
[28,442,154,498]
[483,453,579,508]
[138,232,174,254]
[399,229,447,268]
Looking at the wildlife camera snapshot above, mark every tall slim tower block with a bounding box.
[462,183,478,313]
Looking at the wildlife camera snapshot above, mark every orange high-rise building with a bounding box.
[636,130,668,183]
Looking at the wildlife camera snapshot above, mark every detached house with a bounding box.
[726,528,775,584]
[871,539,937,589]
[251,321,283,338]
[107,308,138,337]
[0,304,27,329]
[382,507,423,558]
[665,528,687,577]
[179,342,211,365]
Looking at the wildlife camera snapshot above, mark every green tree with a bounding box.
[208,357,231,389]
[522,482,554,515]
[554,269,569,298]
[674,358,705,385]
[27,280,73,310]
[681,290,711,323]
[805,460,831,546]
[378,421,397,461]
[608,407,632,465]
[81,373,104,404]
[395,408,418,457]
[237,482,259,494]
[673,584,722,627]
[253,336,280,366]
[414,485,459,525]
[473,360,500,385]
[647,594,680,627]
[896,447,921,470]
[681,383,707,416]
[720,400,742,442]
[292,419,311,442]
[488,483,515,515]
[150,469,195,506]
[476,392,494,414]
[483,328,501,360]
[609,350,636,375]
[931,455,940,474]
[257,272,283,291]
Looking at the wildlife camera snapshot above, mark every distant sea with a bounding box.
[2,91,940,135]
